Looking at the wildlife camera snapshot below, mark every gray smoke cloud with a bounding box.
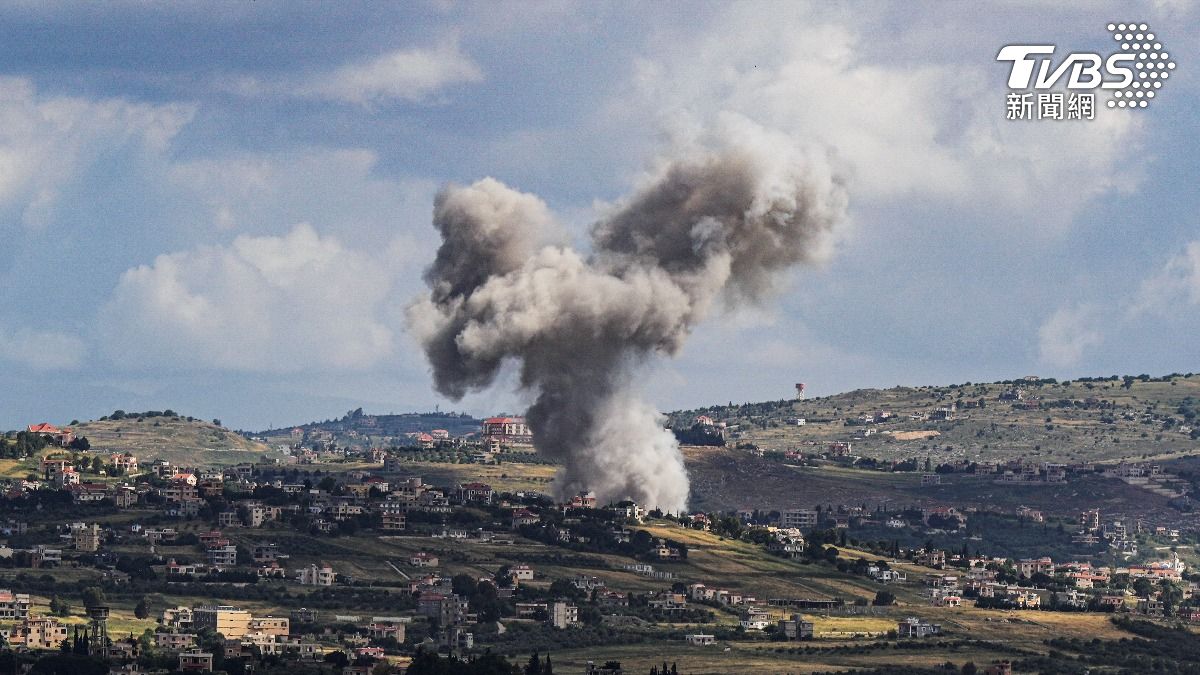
[409,122,847,512]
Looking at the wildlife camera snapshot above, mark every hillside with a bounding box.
[255,408,483,447]
[673,373,1200,466]
[72,413,277,466]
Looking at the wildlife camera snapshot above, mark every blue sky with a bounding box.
[1,1,1198,431]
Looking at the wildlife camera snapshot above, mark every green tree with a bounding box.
[134,597,150,620]
[80,587,105,610]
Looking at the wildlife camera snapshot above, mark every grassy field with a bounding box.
[684,375,1200,467]
[70,416,280,465]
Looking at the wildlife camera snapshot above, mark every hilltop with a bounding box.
[254,408,484,448]
[71,411,277,466]
[672,373,1200,466]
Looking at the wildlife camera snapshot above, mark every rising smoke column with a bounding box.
[409,122,847,512]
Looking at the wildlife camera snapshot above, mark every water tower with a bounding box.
[795,382,806,399]
[86,605,110,656]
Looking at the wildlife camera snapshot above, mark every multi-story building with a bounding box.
[74,523,102,552]
[549,601,578,629]
[179,651,214,672]
[780,509,819,530]
[417,593,468,626]
[155,633,198,651]
[0,590,31,621]
[249,616,289,637]
[11,617,69,650]
[192,606,251,639]
[206,544,237,569]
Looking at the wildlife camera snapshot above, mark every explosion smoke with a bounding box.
[409,122,847,512]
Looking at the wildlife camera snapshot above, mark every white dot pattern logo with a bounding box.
[1108,22,1174,109]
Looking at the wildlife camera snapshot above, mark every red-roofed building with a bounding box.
[27,423,74,447]
[482,417,532,446]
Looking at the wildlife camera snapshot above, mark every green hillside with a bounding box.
[72,413,279,466]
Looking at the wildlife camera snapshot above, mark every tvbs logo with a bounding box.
[996,45,1134,90]
[997,23,1174,117]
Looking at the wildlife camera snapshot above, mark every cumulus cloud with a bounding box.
[1038,305,1104,368]
[0,77,192,229]
[613,7,1143,233]
[225,41,483,105]
[99,224,398,373]
[0,327,86,370]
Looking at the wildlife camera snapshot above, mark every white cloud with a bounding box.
[99,224,400,373]
[0,327,86,370]
[303,42,483,105]
[0,77,192,228]
[611,8,1143,234]
[1131,240,1200,314]
[1038,305,1104,368]
[226,42,483,106]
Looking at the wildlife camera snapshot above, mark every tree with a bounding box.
[525,652,543,675]
[324,651,349,669]
[873,590,896,606]
[134,597,150,620]
[80,587,105,610]
[90,456,104,474]
[50,596,71,617]
[212,419,222,427]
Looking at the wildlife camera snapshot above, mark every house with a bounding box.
[178,651,214,672]
[511,509,540,528]
[155,633,198,652]
[27,423,75,447]
[897,617,941,638]
[10,617,70,650]
[296,564,335,586]
[511,564,535,581]
[0,591,31,620]
[455,482,493,503]
[684,634,716,646]
[410,552,439,568]
[110,453,138,473]
[192,606,251,639]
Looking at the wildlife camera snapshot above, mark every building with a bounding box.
[206,545,237,569]
[410,552,439,568]
[249,616,289,637]
[110,453,138,473]
[482,416,532,445]
[155,633,198,652]
[73,523,102,553]
[549,601,578,629]
[296,564,336,586]
[178,651,214,672]
[379,499,407,532]
[780,509,819,530]
[897,617,941,638]
[26,423,75,447]
[192,606,251,639]
[417,593,468,626]
[779,614,815,640]
[11,617,69,650]
[0,590,31,620]
[685,634,716,646]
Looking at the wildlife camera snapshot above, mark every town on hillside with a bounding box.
[2,378,1200,674]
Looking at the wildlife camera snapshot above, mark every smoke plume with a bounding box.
[409,122,846,512]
